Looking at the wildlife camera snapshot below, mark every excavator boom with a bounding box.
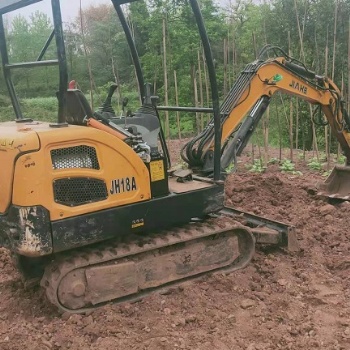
[182,46,350,199]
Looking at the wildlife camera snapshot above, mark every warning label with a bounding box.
[149,160,165,182]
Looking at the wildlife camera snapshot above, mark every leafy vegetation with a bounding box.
[248,159,266,173]
[307,158,323,171]
[280,159,302,176]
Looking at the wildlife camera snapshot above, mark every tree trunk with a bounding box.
[223,38,228,96]
[174,70,181,139]
[332,1,339,159]
[276,101,282,161]
[197,50,204,130]
[162,17,169,139]
[193,66,200,134]
[79,0,94,110]
[325,25,330,168]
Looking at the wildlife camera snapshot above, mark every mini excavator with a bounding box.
[0,0,349,313]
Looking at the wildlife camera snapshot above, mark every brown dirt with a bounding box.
[1,141,349,350]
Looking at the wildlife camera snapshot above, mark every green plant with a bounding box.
[336,154,347,165]
[268,157,279,164]
[307,157,323,171]
[322,170,332,177]
[318,153,327,162]
[225,162,235,173]
[279,159,302,175]
[297,152,305,161]
[248,159,266,173]
[0,94,11,107]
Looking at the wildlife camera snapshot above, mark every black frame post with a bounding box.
[0,15,23,120]
[51,0,68,124]
[111,0,145,102]
[0,0,68,124]
[189,0,221,181]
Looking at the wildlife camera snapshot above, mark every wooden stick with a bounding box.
[162,17,169,139]
[173,70,181,139]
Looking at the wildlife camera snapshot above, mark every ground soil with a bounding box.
[0,141,349,350]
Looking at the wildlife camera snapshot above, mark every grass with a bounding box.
[0,96,58,122]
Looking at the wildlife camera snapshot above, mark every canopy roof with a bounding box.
[0,0,42,14]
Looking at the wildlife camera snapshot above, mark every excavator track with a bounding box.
[41,217,255,313]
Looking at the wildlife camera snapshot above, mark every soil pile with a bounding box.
[0,143,349,350]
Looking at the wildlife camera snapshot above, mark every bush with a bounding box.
[247,158,266,173]
[0,94,11,107]
[280,159,302,176]
[0,105,16,121]
[307,157,323,171]
[0,97,58,122]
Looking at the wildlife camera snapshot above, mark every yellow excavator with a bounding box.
[0,0,348,313]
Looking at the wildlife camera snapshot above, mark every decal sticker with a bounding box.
[24,162,36,169]
[150,160,165,182]
[22,155,36,168]
[272,74,283,82]
[289,80,308,94]
[132,218,144,229]
[0,138,14,151]
[0,139,24,152]
[110,176,137,195]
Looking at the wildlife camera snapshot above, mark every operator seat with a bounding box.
[64,89,93,125]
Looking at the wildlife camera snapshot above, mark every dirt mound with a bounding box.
[0,142,349,349]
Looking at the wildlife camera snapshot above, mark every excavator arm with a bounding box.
[182,49,350,173]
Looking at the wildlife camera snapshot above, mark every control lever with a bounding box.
[100,84,118,115]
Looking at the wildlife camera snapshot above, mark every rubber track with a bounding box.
[41,217,255,313]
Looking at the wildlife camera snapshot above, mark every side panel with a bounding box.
[0,184,224,257]
[11,126,151,221]
[0,124,40,214]
[51,184,225,253]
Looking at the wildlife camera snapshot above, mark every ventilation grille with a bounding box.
[51,145,99,170]
[53,178,108,206]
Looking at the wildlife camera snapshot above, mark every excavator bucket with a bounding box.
[318,165,350,200]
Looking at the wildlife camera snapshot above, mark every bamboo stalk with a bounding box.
[276,101,282,161]
[295,99,299,154]
[79,0,94,110]
[332,1,339,80]
[288,31,293,162]
[310,104,319,161]
[263,107,269,166]
[193,66,200,134]
[223,38,228,96]
[197,50,204,130]
[227,29,231,88]
[232,33,235,82]
[162,17,169,139]
[202,49,210,123]
[332,1,339,160]
[325,25,330,168]
[173,70,181,139]
[252,31,257,58]
[294,0,305,61]
[289,99,294,162]
[127,17,142,105]
[301,101,306,160]
[295,0,319,160]
[348,17,350,117]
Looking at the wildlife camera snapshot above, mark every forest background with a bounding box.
[1,0,350,166]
